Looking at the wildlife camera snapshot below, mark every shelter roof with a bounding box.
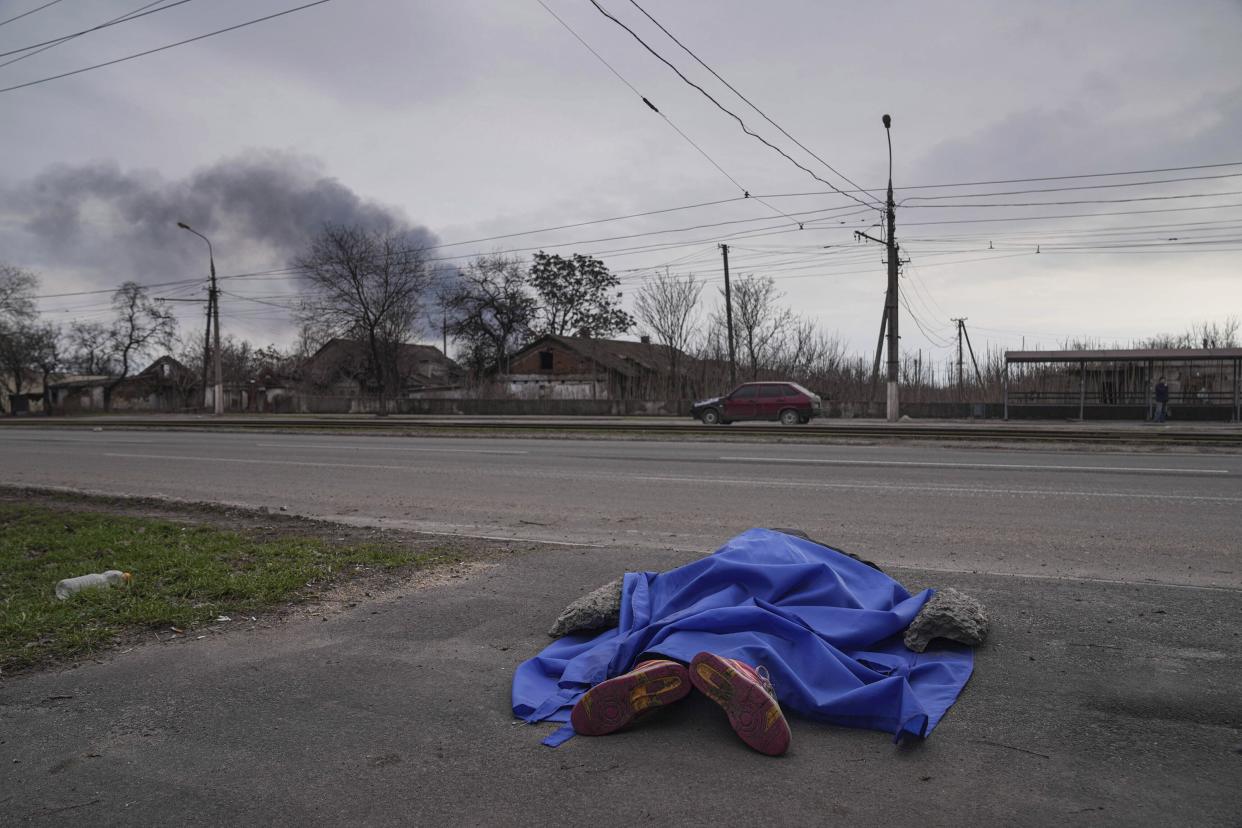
[1005,348,1242,364]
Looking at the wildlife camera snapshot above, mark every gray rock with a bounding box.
[547,577,623,638]
[904,588,990,652]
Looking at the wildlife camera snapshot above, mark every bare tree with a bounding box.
[1,264,37,324]
[441,255,536,376]
[33,323,62,415]
[66,321,117,375]
[729,275,792,380]
[295,224,432,412]
[103,282,177,410]
[0,322,47,399]
[634,271,703,395]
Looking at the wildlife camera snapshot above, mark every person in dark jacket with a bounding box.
[1154,376,1169,422]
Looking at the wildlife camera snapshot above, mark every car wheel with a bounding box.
[701,408,721,425]
[779,408,799,426]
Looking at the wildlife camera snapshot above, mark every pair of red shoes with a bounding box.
[569,652,791,756]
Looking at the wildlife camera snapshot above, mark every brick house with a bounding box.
[502,334,692,399]
[299,338,464,397]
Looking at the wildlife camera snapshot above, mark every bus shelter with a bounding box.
[1003,348,1242,422]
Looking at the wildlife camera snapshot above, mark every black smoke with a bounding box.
[5,149,435,288]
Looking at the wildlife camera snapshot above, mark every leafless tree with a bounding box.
[634,271,703,395]
[0,321,55,400]
[0,264,37,325]
[66,321,117,375]
[295,224,432,412]
[729,275,793,380]
[441,255,536,376]
[103,282,177,410]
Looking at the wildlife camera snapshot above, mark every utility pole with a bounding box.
[178,222,223,415]
[953,317,965,395]
[961,320,985,387]
[200,295,213,411]
[442,309,448,355]
[720,243,737,387]
[211,262,221,415]
[854,114,900,420]
[883,115,898,422]
[952,317,985,396]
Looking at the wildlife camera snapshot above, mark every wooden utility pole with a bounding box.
[720,243,737,387]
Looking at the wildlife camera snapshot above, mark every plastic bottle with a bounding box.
[55,570,132,600]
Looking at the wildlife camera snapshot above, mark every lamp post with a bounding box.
[178,222,223,415]
[882,114,899,422]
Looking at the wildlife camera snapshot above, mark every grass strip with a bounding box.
[0,503,445,672]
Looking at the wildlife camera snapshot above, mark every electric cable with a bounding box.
[902,190,1242,209]
[588,0,881,212]
[0,0,198,59]
[0,0,66,30]
[0,0,334,95]
[0,0,172,71]
[535,0,801,227]
[625,0,882,208]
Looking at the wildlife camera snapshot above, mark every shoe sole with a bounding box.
[570,661,691,736]
[689,652,791,756]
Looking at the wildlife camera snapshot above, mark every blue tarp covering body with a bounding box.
[512,529,974,746]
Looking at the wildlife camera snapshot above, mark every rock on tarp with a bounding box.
[513,528,974,746]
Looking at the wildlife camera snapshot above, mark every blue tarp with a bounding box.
[512,529,974,746]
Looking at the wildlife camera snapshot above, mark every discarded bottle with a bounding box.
[55,570,132,600]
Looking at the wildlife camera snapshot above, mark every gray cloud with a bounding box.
[4,149,436,287]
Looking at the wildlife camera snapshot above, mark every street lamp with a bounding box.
[178,222,223,415]
[881,114,899,422]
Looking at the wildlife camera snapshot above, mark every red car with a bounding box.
[691,382,824,425]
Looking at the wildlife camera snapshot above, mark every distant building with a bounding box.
[299,338,464,398]
[47,356,198,414]
[502,334,692,399]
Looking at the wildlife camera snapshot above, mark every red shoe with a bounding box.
[689,652,791,756]
[570,659,691,736]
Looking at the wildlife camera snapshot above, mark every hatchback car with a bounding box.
[691,381,823,425]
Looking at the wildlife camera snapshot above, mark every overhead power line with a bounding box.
[0,0,66,30]
[0,0,172,71]
[0,0,334,95]
[588,0,881,212]
[899,171,1242,203]
[624,0,881,207]
[0,0,198,59]
[903,189,1242,208]
[534,0,800,227]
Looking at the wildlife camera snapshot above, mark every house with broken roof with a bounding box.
[299,338,464,398]
[46,355,198,413]
[501,334,694,399]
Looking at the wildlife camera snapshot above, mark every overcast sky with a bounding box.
[2,0,1240,365]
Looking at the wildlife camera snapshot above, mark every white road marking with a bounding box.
[719,455,1230,475]
[254,442,527,455]
[100,452,1242,504]
[105,452,428,472]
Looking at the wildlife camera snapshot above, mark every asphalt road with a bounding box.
[1,427,1239,588]
[2,427,1240,825]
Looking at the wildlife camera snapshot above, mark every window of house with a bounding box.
[539,351,554,370]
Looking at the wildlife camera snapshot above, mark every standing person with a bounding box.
[1154,376,1169,423]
